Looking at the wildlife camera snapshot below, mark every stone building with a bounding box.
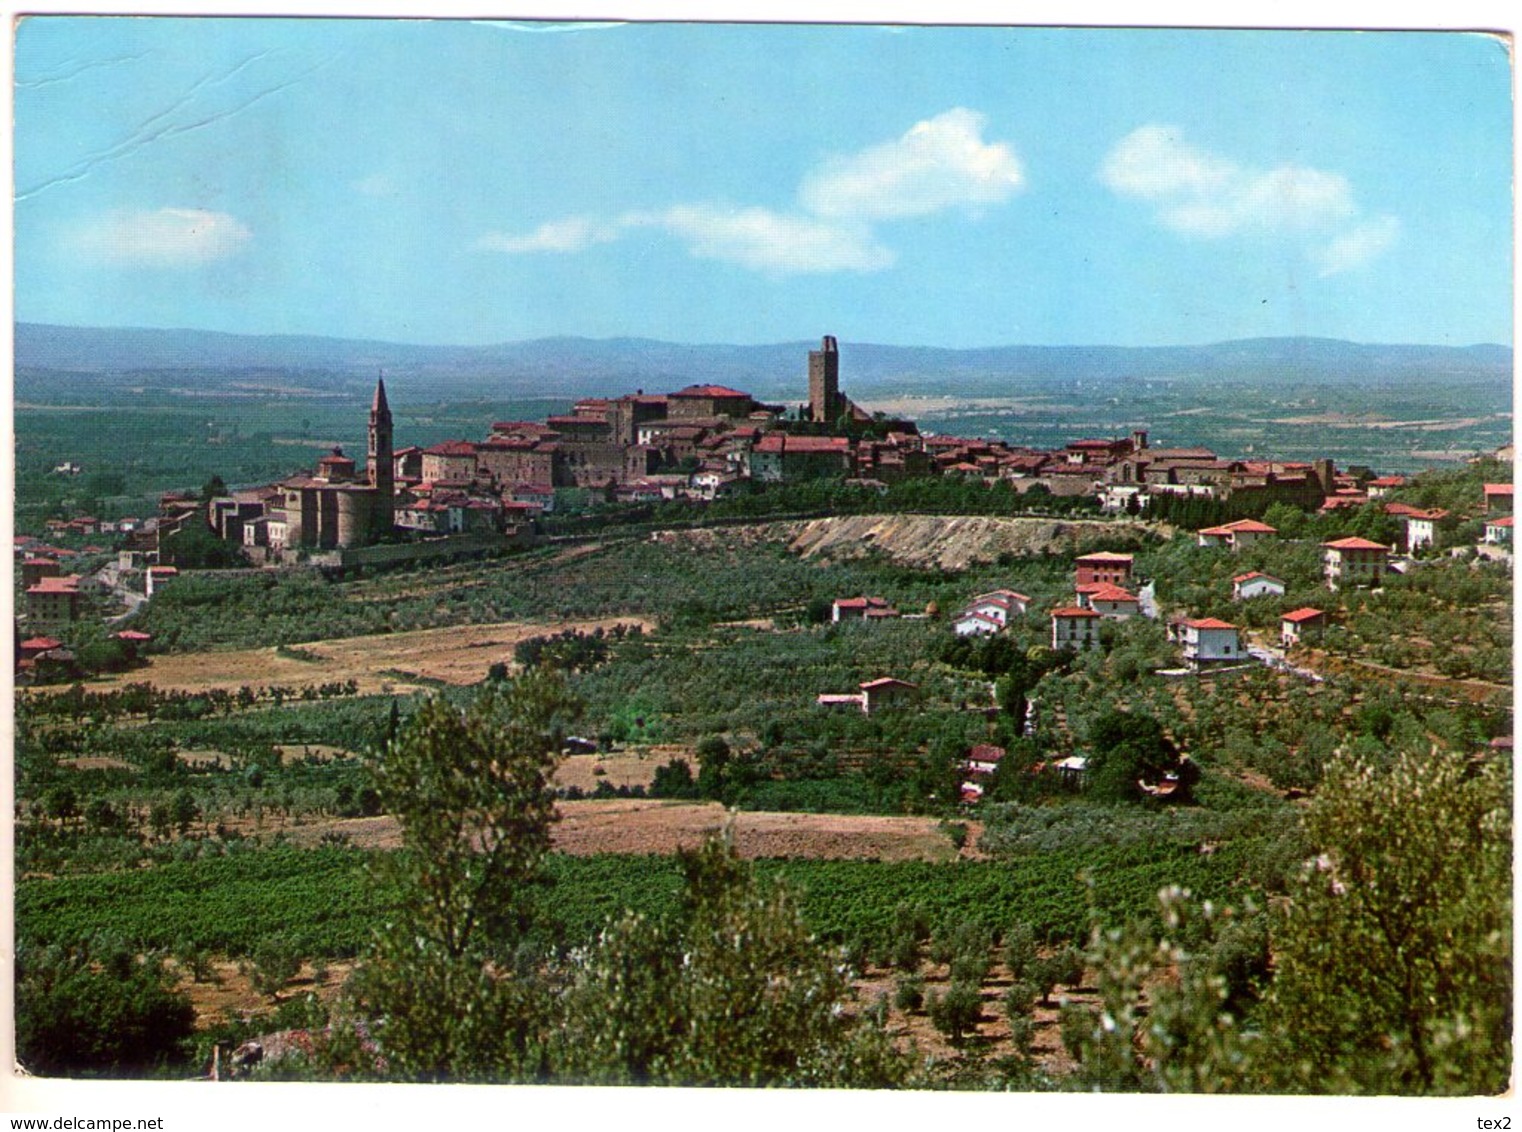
[273,376,396,551]
[808,335,842,424]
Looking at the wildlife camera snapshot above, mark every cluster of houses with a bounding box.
[827,473,1514,791]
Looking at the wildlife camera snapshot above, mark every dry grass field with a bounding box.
[276,798,978,862]
[74,616,653,696]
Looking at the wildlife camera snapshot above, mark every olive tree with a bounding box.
[1264,744,1511,1095]
[347,669,577,1081]
[1063,743,1511,1096]
[556,836,912,1088]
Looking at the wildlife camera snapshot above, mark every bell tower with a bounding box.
[808,335,839,424]
[368,374,395,538]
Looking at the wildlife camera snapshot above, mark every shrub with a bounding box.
[1003,980,1038,1020]
[243,936,302,1001]
[16,942,196,1076]
[1003,922,1037,979]
[894,974,925,1012]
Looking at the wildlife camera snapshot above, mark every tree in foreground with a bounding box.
[556,835,914,1088]
[1264,743,1511,1094]
[1062,743,1511,1095]
[16,939,196,1077]
[345,669,577,1081]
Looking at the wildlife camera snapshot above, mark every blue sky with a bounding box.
[12,18,1514,348]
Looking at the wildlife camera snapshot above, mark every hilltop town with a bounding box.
[17,335,1512,676]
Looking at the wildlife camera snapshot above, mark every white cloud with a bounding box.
[478,216,620,254]
[1103,125,1355,237]
[629,205,893,274]
[800,107,1024,221]
[480,108,1021,275]
[1099,124,1235,201]
[1313,214,1401,277]
[73,207,251,266]
[1102,124,1394,275]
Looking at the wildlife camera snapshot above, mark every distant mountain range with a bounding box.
[14,322,1513,401]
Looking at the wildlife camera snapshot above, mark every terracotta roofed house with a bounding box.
[859,677,918,714]
[1483,482,1513,516]
[1232,571,1286,600]
[26,575,82,625]
[1402,508,1449,552]
[1051,606,1102,651]
[1180,617,1241,667]
[1074,551,1134,587]
[832,596,898,622]
[1079,583,1140,619]
[1196,518,1278,550]
[1322,536,1388,588]
[1281,607,1326,648]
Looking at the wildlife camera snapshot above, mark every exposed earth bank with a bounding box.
[659,513,1155,572]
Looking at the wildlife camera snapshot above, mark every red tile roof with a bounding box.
[1488,516,1514,528]
[1185,617,1237,630]
[670,384,751,399]
[1322,537,1388,551]
[1281,608,1326,623]
[756,434,851,454]
[1074,551,1134,563]
[20,636,62,650]
[1051,606,1101,618]
[27,576,80,594]
[1232,572,1282,584]
[1085,584,1137,602]
[1483,483,1513,496]
[859,677,917,691]
[424,440,478,457]
[115,630,153,641]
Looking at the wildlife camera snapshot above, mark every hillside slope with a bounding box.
[659,514,1154,572]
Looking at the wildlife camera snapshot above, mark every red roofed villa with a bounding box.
[1180,617,1241,667]
[1281,608,1326,648]
[1322,537,1388,588]
[1052,606,1102,652]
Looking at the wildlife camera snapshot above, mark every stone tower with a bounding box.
[808,335,840,424]
[368,374,395,538]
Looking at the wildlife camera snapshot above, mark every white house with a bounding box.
[1281,607,1326,648]
[1077,583,1140,619]
[1403,508,1448,552]
[953,610,1004,637]
[1484,515,1513,545]
[964,744,1006,775]
[1180,617,1241,667]
[1197,518,1278,550]
[833,596,898,622]
[1051,606,1103,652]
[965,589,1031,625]
[145,564,179,598]
[1232,571,1286,601]
[1322,537,1389,589]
